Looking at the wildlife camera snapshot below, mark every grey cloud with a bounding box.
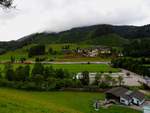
[0,0,150,41]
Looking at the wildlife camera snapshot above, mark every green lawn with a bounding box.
[0,64,120,73]
[0,88,141,113]
[51,64,119,73]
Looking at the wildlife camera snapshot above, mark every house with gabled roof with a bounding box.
[130,91,145,105]
[106,87,145,106]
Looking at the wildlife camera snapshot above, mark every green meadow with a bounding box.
[0,88,141,113]
[0,64,120,73]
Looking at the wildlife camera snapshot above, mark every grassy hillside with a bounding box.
[0,44,111,62]
[0,88,141,113]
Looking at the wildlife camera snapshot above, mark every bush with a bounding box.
[99,82,110,88]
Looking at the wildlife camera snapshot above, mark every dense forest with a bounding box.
[123,39,150,57]
[111,39,150,76]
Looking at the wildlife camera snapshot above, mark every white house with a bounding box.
[130,91,145,105]
[106,87,145,106]
[120,95,132,105]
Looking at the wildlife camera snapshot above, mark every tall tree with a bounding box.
[55,69,65,79]
[44,66,55,79]
[15,65,30,81]
[118,76,124,86]
[4,64,15,81]
[94,73,102,85]
[32,63,45,77]
[24,65,30,81]
[0,68,2,78]
[80,71,89,86]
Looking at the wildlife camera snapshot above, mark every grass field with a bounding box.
[0,88,141,113]
[0,64,120,73]
[51,64,119,72]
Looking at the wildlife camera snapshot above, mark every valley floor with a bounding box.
[0,88,142,113]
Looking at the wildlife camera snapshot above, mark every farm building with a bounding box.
[106,87,145,106]
[76,72,125,84]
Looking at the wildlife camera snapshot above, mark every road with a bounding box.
[39,61,110,64]
[121,69,146,86]
[0,61,110,64]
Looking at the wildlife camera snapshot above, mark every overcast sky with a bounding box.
[0,0,150,41]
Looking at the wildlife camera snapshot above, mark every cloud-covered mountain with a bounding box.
[0,24,150,54]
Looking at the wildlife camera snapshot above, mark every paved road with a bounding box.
[0,61,110,64]
[39,61,110,64]
[121,69,146,86]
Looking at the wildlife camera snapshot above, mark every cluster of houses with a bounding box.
[106,87,145,106]
[62,46,113,57]
[76,46,112,57]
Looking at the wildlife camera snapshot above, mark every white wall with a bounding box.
[132,97,145,105]
[120,97,130,105]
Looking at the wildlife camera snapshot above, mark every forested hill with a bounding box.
[1,24,150,53]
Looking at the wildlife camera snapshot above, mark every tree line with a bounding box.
[111,58,150,76]
[0,63,125,91]
[123,39,150,57]
[0,63,84,91]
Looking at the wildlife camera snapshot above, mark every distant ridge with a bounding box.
[0,24,150,53]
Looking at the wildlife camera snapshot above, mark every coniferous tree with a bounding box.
[4,64,15,81]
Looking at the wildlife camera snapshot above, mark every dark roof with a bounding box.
[121,94,132,101]
[130,91,145,101]
[106,87,129,98]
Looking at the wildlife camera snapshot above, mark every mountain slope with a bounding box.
[0,24,150,53]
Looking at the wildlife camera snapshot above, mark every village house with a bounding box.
[106,87,145,106]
